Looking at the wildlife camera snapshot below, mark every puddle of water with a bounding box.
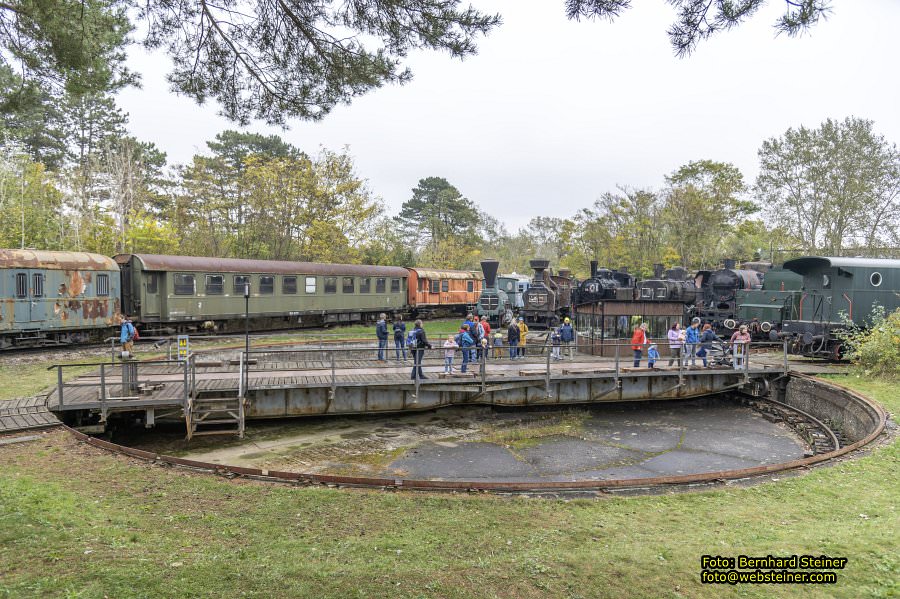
[133,399,810,481]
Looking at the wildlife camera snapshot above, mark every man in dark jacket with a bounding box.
[410,319,433,379]
[507,321,520,360]
[392,315,407,361]
[376,313,388,361]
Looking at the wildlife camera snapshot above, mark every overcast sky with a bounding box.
[117,0,900,231]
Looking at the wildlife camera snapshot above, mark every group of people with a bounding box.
[443,313,493,374]
[631,318,752,369]
[376,312,583,379]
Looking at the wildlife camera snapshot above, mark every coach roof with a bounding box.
[783,256,900,274]
[408,268,479,280]
[1,249,118,271]
[114,254,408,278]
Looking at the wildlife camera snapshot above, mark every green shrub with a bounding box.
[837,306,900,378]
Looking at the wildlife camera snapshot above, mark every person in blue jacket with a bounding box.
[456,324,475,373]
[120,316,136,356]
[559,317,575,359]
[684,318,701,367]
[647,343,660,369]
[375,313,388,361]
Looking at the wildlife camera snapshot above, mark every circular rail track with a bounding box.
[0,374,888,493]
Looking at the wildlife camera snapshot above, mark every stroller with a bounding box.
[698,340,733,368]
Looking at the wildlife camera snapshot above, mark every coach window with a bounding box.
[391,278,400,293]
[147,273,158,294]
[656,288,667,299]
[205,274,224,295]
[823,274,831,289]
[32,273,44,297]
[324,277,337,294]
[641,287,652,299]
[174,273,195,295]
[376,278,386,293]
[359,278,371,293]
[442,279,449,293]
[283,276,297,294]
[260,275,275,294]
[343,277,355,294]
[234,275,250,294]
[466,280,474,293]
[97,274,110,296]
[431,280,440,294]
[15,273,27,297]
[305,276,316,294]
[870,272,882,287]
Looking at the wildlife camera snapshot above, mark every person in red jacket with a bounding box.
[480,316,492,360]
[631,322,648,367]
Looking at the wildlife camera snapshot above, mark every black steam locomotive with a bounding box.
[635,264,700,304]
[572,261,636,305]
[695,259,764,324]
[521,259,576,328]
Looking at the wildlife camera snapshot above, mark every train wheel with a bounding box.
[831,344,844,361]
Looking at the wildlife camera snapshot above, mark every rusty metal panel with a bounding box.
[115,253,408,278]
[408,268,480,281]
[1,256,121,335]
[0,249,118,271]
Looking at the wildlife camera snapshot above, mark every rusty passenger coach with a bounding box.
[406,268,481,317]
[0,249,121,348]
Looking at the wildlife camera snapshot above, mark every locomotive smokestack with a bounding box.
[481,259,499,290]
[590,260,598,279]
[620,266,628,273]
[529,258,550,283]
[724,258,736,269]
[653,263,664,278]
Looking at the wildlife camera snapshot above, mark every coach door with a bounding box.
[143,272,161,317]
[13,271,33,324]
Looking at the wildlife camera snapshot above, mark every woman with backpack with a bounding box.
[456,324,475,373]
[507,320,520,360]
[409,320,433,380]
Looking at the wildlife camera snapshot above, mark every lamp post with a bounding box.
[244,282,250,392]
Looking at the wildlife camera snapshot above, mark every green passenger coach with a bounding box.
[781,256,900,357]
[114,254,408,332]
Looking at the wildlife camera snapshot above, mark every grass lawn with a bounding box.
[0,377,896,598]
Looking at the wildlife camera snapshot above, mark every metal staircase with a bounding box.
[187,391,244,439]
[184,355,245,440]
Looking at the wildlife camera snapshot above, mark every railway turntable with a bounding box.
[47,342,789,440]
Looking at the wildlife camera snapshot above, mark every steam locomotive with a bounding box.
[521,259,576,328]
[573,261,636,305]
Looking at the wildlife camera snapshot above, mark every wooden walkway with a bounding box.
[0,396,60,432]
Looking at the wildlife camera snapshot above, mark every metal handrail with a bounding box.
[50,358,195,410]
[237,340,787,401]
